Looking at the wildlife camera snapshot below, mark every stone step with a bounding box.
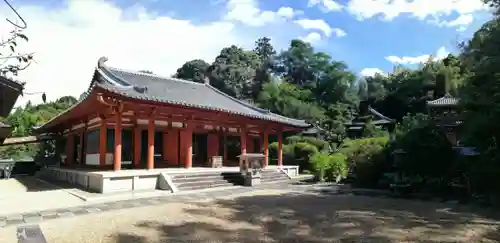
[261,174,289,179]
[171,172,240,180]
[261,177,290,183]
[176,181,238,191]
[172,174,242,183]
[175,178,240,187]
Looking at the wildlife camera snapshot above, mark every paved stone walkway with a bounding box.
[0,182,311,228]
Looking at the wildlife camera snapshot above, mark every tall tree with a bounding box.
[258,82,325,122]
[252,37,277,99]
[276,40,318,88]
[207,45,260,100]
[173,59,209,83]
[460,18,500,152]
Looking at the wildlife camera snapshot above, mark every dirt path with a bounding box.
[1,187,500,242]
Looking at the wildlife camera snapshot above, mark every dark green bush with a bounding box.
[339,136,390,188]
[292,142,318,171]
[269,141,318,171]
[285,135,329,152]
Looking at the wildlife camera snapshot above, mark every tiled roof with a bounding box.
[345,106,394,126]
[59,57,309,128]
[427,93,459,106]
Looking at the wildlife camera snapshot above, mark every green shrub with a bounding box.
[309,152,330,181]
[338,136,390,188]
[292,142,318,171]
[325,152,349,182]
[269,141,317,171]
[309,152,349,182]
[285,135,329,152]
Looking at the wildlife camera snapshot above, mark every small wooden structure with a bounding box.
[345,102,395,138]
[427,93,461,145]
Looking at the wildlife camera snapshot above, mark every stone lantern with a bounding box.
[238,153,265,186]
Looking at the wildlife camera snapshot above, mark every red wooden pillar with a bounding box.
[113,112,122,171]
[180,123,193,168]
[99,121,107,167]
[263,131,269,167]
[133,126,141,168]
[147,119,155,169]
[240,127,247,155]
[277,131,283,167]
[66,135,74,166]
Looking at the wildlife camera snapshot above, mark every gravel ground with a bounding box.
[0,177,84,215]
[1,188,500,243]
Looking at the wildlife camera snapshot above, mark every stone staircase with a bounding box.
[170,169,293,192]
[261,169,291,184]
[170,171,244,192]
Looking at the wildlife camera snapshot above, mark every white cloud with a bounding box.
[299,32,322,43]
[385,46,450,65]
[294,19,346,38]
[225,0,300,26]
[431,13,474,31]
[346,0,487,26]
[307,0,343,12]
[3,0,247,107]
[294,19,328,36]
[332,28,347,37]
[360,68,386,77]
[277,7,302,19]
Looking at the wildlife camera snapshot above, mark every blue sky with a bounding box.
[106,0,492,76]
[5,0,493,105]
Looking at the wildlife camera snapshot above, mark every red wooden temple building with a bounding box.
[35,58,310,193]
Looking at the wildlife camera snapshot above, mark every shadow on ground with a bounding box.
[112,188,500,242]
[13,176,75,192]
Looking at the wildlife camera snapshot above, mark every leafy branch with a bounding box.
[0,0,33,76]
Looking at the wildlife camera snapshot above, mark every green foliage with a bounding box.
[258,82,326,122]
[395,125,455,178]
[0,97,77,159]
[324,152,349,181]
[0,2,33,77]
[207,45,261,100]
[285,135,329,152]
[269,141,318,171]
[393,113,430,138]
[339,137,390,187]
[292,142,318,171]
[309,152,349,182]
[173,59,210,83]
[361,122,388,138]
[309,152,330,181]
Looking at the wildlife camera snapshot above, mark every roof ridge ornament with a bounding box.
[97,57,108,69]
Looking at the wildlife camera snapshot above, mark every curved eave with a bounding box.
[34,73,99,133]
[368,107,395,122]
[95,64,310,129]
